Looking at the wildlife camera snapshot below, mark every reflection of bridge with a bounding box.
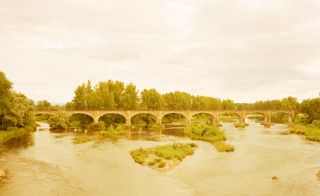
[35,110,295,126]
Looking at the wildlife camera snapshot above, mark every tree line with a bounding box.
[64,80,237,110]
[1,71,319,130]
[0,72,36,130]
[60,80,319,123]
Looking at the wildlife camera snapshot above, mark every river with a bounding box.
[0,120,319,196]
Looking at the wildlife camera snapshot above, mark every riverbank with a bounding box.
[290,125,320,142]
[0,127,34,145]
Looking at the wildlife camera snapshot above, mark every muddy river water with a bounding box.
[0,120,319,196]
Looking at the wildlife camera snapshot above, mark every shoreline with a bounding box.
[0,128,34,145]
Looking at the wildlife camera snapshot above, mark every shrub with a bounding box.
[185,120,234,152]
[48,112,69,130]
[100,125,125,138]
[73,136,93,144]
[158,161,166,168]
[311,120,320,128]
[87,122,105,132]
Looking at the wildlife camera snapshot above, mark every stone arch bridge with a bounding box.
[34,110,295,126]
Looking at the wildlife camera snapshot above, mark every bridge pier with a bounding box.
[125,117,131,126]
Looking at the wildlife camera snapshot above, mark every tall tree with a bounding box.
[141,89,163,110]
[120,83,138,110]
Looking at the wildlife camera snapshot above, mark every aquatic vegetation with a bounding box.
[73,135,93,144]
[87,122,105,132]
[213,141,235,152]
[130,143,197,170]
[234,122,249,128]
[185,121,234,152]
[99,125,126,138]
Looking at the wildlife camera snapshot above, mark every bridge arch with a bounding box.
[69,113,94,128]
[160,112,188,126]
[98,113,126,127]
[244,112,266,124]
[219,111,242,123]
[34,112,54,122]
[130,113,158,128]
[190,112,217,125]
[270,111,293,124]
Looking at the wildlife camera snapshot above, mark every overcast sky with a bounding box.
[1,0,320,104]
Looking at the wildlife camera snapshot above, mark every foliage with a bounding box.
[48,111,70,130]
[130,143,197,167]
[234,122,248,128]
[99,114,126,128]
[152,143,196,161]
[0,72,36,130]
[299,98,320,123]
[69,114,93,129]
[311,120,320,128]
[34,100,63,111]
[130,148,148,164]
[185,120,234,152]
[99,125,126,138]
[141,89,164,109]
[290,124,320,142]
[87,122,105,132]
[294,113,310,125]
[213,141,235,152]
[131,113,156,128]
[73,135,93,144]
[161,113,186,125]
[0,126,34,145]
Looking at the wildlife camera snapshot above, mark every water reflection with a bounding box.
[1,133,34,151]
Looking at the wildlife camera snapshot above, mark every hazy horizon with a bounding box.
[1,0,320,103]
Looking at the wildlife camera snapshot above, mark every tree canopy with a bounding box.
[0,71,36,130]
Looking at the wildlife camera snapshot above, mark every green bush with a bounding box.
[213,141,234,152]
[290,125,320,142]
[311,120,320,128]
[234,122,248,128]
[130,143,197,166]
[185,120,234,152]
[158,161,166,168]
[100,125,125,138]
[130,148,148,164]
[87,122,105,132]
[154,158,162,163]
[73,136,93,144]
[48,112,69,130]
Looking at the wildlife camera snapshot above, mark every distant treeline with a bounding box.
[34,80,318,123]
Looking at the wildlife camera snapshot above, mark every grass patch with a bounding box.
[185,121,234,152]
[130,143,197,171]
[290,124,320,142]
[0,126,35,145]
[73,135,93,144]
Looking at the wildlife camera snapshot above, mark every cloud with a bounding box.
[0,0,319,103]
